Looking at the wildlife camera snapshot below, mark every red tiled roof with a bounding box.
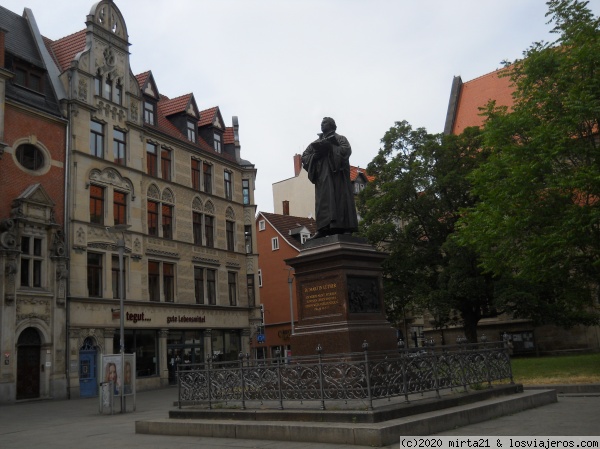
[199,106,218,127]
[260,212,317,249]
[452,69,515,135]
[350,166,375,182]
[223,127,235,145]
[135,71,150,88]
[47,29,86,72]
[161,93,194,117]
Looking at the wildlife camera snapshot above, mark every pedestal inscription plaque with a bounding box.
[287,235,397,356]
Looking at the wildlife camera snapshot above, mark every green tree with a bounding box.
[358,122,497,342]
[455,0,600,327]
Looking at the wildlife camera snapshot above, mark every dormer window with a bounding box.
[301,232,310,244]
[354,182,365,194]
[214,133,222,153]
[187,121,197,142]
[144,100,156,125]
[13,62,44,93]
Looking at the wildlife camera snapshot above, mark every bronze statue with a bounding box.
[302,117,358,239]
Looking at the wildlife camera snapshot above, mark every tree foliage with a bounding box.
[455,0,600,327]
[357,123,496,341]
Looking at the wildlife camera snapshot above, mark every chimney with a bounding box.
[293,154,302,176]
[282,200,290,216]
[0,28,7,68]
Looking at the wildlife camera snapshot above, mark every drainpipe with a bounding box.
[64,68,73,399]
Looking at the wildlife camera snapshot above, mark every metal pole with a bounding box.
[118,237,125,413]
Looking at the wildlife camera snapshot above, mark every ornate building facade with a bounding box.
[1,0,261,402]
[0,6,68,402]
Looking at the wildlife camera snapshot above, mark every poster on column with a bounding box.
[101,354,136,396]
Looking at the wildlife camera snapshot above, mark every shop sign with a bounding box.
[126,312,151,323]
[166,315,206,324]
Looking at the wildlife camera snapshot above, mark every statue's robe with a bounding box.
[302,132,358,234]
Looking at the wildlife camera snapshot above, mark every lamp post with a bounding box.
[107,224,131,413]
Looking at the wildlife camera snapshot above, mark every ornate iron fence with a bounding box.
[177,341,513,410]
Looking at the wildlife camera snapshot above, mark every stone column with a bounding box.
[158,329,169,386]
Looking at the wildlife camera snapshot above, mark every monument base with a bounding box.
[286,235,397,356]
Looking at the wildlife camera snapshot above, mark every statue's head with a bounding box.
[321,117,337,133]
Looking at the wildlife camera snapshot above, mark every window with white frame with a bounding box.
[258,269,263,287]
[258,220,265,231]
[271,237,279,251]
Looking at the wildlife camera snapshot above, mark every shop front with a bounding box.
[68,300,250,397]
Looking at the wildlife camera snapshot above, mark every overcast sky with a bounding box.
[5,1,599,213]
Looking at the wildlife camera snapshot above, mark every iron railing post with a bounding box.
[362,341,373,411]
[206,355,213,409]
[239,352,246,410]
[316,344,325,410]
[275,348,283,410]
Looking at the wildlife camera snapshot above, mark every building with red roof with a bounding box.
[253,212,316,358]
[0,0,262,400]
[442,69,599,353]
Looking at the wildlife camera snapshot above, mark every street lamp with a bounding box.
[107,223,131,413]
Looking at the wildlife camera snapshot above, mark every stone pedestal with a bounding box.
[286,235,397,356]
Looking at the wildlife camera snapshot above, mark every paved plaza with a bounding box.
[0,386,597,449]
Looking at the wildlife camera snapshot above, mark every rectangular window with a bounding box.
[163,263,175,302]
[113,129,126,165]
[194,267,204,305]
[207,269,216,305]
[94,76,101,96]
[161,148,172,181]
[117,330,158,378]
[204,215,214,248]
[193,212,203,245]
[144,101,155,125]
[258,220,266,231]
[90,120,104,158]
[247,274,255,307]
[224,171,232,200]
[203,162,212,194]
[187,121,196,142]
[226,220,235,251]
[115,82,122,105]
[191,159,201,191]
[87,252,103,297]
[20,236,43,288]
[272,237,279,250]
[258,268,263,287]
[244,225,252,254]
[147,200,159,236]
[112,255,126,299]
[113,191,127,225]
[228,272,237,306]
[242,179,250,205]
[148,261,160,301]
[162,204,173,239]
[214,133,222,153]
[104,77,112,100]
[146,142,158,176]
[90,185,105,225]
